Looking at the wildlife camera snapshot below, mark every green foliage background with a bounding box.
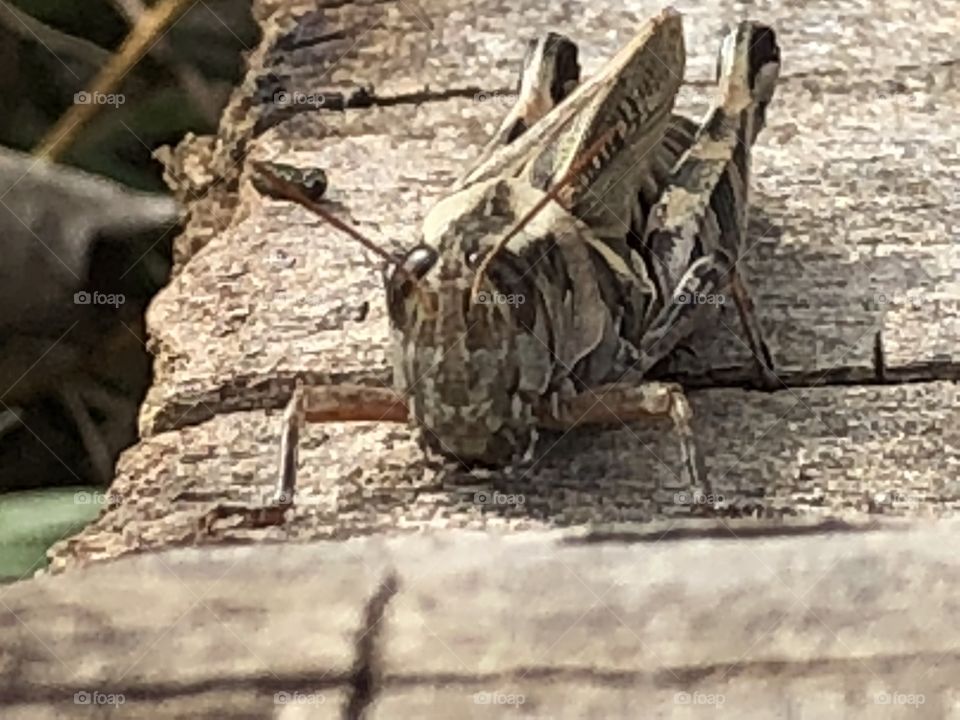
[0,0,258,190]
[0,0,257,577]
[0,488,103,582]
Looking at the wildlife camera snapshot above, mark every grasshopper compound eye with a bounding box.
[402,245,440,279]
[385,245,439,326]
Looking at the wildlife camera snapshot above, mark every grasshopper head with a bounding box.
[384,178,553,464]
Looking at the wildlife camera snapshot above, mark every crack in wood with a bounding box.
[1,644,946,708]
[259,54,960,115]
[668,363,960,391]
[344,571,399,719]
[144,361,960,438]
[565,518,897,545]
[874,331,887,382]
[251,54,959,136]
[1,648,955,706]
[373,648,960,688]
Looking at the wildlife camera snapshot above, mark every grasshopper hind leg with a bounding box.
[638,20,782,389]
[637,251,779,389]
[729,268,779,390]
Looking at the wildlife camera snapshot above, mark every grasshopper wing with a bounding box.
[456,6,685,216]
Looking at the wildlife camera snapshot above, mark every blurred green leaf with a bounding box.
[0,486,104,583]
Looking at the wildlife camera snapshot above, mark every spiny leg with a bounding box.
[663,385,709,504]
[273,383,408,506]
[500,32,581,142]
[729,268,779,389]
[275,379,305,507]
[469,32,581,164]
[635,22,781,388]
[635,254,780,389]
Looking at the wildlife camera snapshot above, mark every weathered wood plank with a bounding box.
[1,542,367,717]
[10,527,960,717]
[248,0,960,94]
[47,381,960,570]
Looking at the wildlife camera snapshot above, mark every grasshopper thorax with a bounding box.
[384,178,556,464]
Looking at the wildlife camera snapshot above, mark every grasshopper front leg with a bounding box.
[274,380,304,507]
[274,381,408,506]
[540,382,711,505]
[200,382,406,532]
[267,380,711,512]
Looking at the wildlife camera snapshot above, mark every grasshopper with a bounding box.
[249,7,781,516]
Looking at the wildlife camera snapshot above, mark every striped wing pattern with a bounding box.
[468,18,780,378]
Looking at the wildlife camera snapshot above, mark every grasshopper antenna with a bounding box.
[251,161,400,266]
[469,125,618,304]
[250,161,437,314]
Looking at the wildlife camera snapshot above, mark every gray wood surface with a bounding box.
[44,0,960,571]
[5,526,960,718]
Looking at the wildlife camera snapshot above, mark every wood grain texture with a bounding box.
[42,0,960,571]
[7,527,960,717]
[46,380,960,572]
